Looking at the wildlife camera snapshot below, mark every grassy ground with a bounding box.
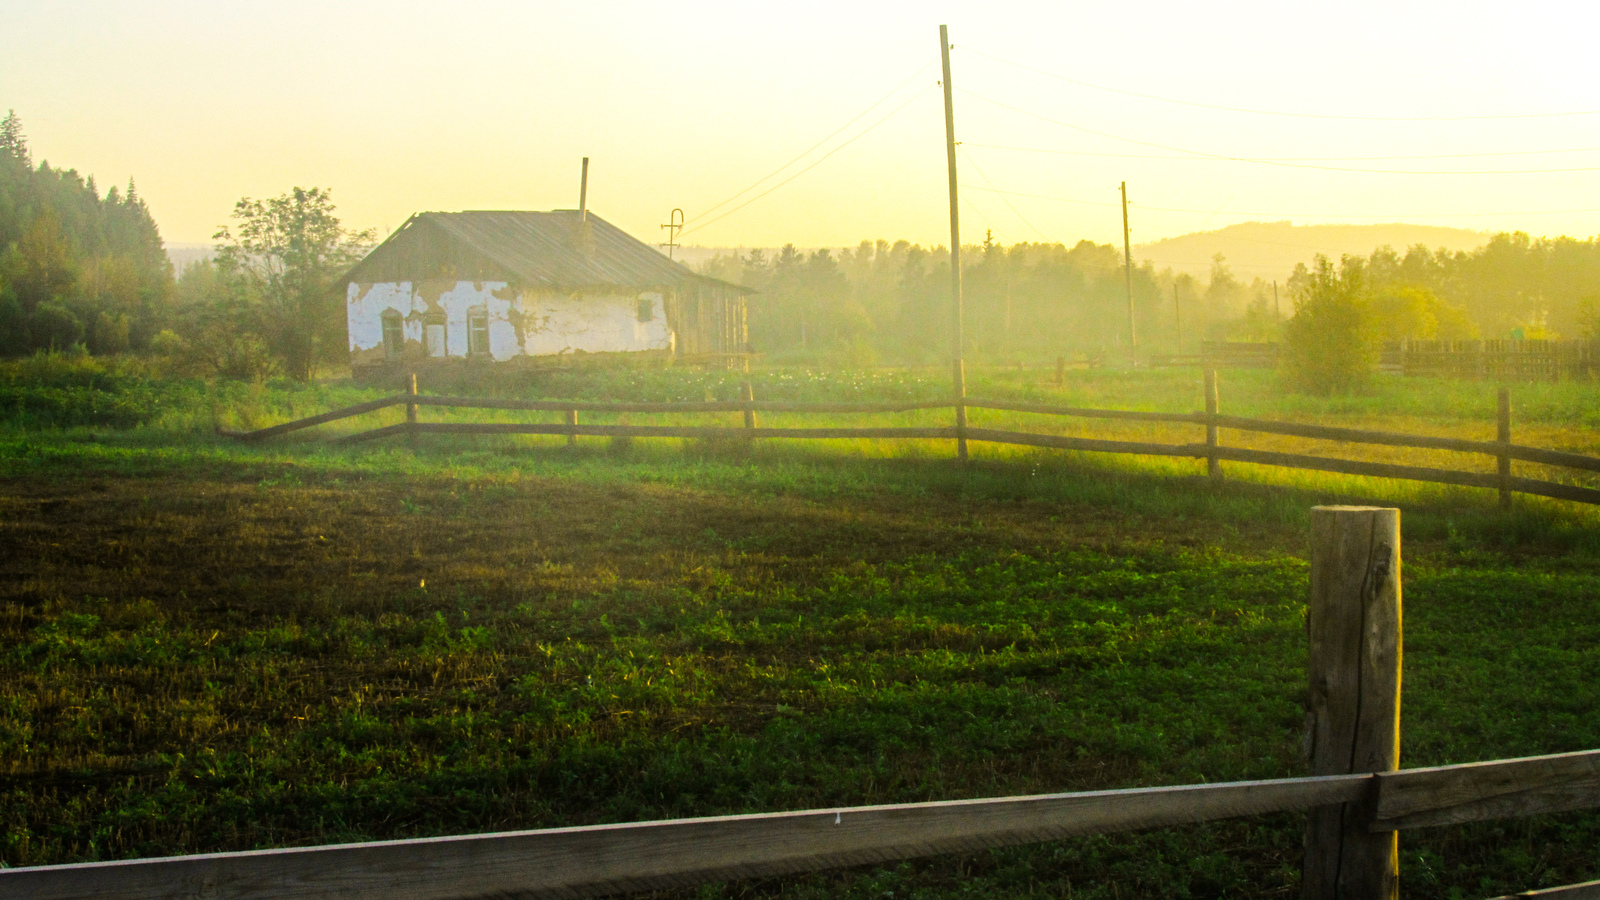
[2,356,1598,898]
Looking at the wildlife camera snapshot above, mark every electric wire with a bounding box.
[960,89,1600,175]
[680,84,937,238]
[958,145,1049,240]
[685,59,935,227]
[963,142,1600,163]
[963,184,1600,219]
[958,45,1600,121]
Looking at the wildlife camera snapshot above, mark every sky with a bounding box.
[5,0,1600,252]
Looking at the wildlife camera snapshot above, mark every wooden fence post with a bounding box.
[1303,506,1402,900]
[1498,388,1512,509]
[742,381,757,431]
[405,372,418,447]
[565,409,577,447]
[1204,368,1222,482]
[955,359,969,461]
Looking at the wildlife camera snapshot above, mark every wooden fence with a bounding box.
[1381,339,1600,382]
[4,507,1597,900]
[217,374,1600,508]
[1154,340,1600,382]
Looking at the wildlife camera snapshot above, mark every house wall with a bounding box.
[347,280,674,367]
[519,290,672,356]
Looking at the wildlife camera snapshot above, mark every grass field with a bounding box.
[2,355,1598,898]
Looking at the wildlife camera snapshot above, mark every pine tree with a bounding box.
[0,110,27,167]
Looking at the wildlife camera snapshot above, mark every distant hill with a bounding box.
[1134,221,1490,283]
[165,242,213,273]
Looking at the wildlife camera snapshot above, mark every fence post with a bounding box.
[954,359,968,461]
[1302,506,1401,900]
[1497,388,1512,509]
[742,380,757,431]
[566,409,578,447]
[1204,368,1222,483]
[1055,356,1066,386]
[405,372,418,447]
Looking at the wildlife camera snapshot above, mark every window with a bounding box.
[381,309,404,358]
[424,312,447,357]
[636,295,655,323]
[467,306,489,356]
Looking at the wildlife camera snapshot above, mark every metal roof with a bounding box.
[347,210,749,292]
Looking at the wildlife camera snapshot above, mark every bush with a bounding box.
[27,304,83,351]
[0,350,165,429]
[1282,256,1377,395]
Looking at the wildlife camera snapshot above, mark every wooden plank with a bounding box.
[333,423,412,445]
[1208,413,1500,455]
[1212,447,1600,506]
[963,427,1203,458]
[409,396,955,414]
[1207,414,1600,474]
[396,424,959,441]
[1484,880,1600,899]
[1303,507,1401,900]
[1506,477,1600,506]
[223,397,404,441]
[965,399,1198,424]
[1372,749,1600,831]
[1213,446,1503,490]
[1507,445,1600,475]
[0,774,1371,900]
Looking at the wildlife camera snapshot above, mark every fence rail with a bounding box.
[5,505,1597,899]
[217,376,1600,507]
[6,750,1597,900]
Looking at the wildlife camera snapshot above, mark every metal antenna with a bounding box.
[660,208,684,260]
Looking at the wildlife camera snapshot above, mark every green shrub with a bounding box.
[1282,255,1377,395]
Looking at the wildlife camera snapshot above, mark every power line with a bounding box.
[681,85,936,238]
[958,145,1048,240]
[958,45,1600,122]
[964,183,1600,221]
[686,59,936,226]
[963,141,1600,163]
[959,89,1600,175]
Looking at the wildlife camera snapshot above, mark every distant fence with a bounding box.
[1152,340,1600,382]
[1382,338,1600,382]
[217,373,1600,508]
[5,507,1597,900]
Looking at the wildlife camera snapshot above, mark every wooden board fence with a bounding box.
[6,750,1595,900]
[217,375,1600,508]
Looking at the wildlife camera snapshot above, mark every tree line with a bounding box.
[701,229,1600,368]
[701,235,1318,364]
[0,111,369,381]
[5,105,1599,387]
[0,111,173,356]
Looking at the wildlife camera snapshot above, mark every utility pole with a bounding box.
[940,24,967,461]
[660,208,684,261]
[1121,181,1136,366]
[1174,282,1182,356]
[1273,280,1281,320]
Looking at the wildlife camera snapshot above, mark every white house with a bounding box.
[343,210,749,372]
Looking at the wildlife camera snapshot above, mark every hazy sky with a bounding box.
[5,0,1600,253]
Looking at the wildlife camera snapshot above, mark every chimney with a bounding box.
[578,157,589,222]
[577,157,594,257]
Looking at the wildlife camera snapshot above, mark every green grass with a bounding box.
[1,356,1598,898]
